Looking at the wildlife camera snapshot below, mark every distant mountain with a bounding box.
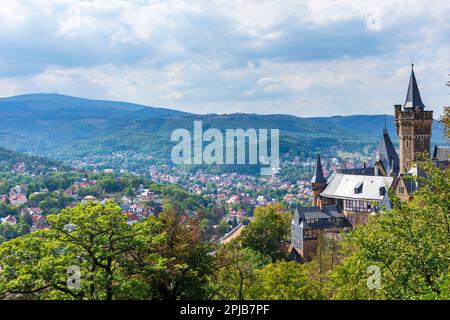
[0,93,446,171]
[0,93,191,155]
[0,93,191,114]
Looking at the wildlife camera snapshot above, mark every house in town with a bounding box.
[1,215,17,225]
[9,194,28,206]
[82,195,98,203]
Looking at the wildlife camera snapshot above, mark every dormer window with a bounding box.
[354,182,363,194]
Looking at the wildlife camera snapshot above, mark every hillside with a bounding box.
[0,93,446,172]
[0,146,68,174]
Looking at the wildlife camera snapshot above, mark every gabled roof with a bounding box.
[311,153,326,184]
[403,64,426,110]
[372,129,400,175]
[320,173,394,201]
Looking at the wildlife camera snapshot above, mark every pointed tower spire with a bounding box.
[403,64,426,110]
[373,128,400,175]
[311,153,326,184]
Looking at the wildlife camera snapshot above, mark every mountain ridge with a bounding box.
[0,94,446,171]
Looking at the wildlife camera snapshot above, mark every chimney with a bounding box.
[318,198,324,212]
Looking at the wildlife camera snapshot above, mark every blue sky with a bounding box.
[0,0,449,117]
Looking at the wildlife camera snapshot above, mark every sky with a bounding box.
[0,0,449,117]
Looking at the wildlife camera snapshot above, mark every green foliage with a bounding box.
[0,202,19,218]
[38,192,74,214]
[231,216,238,228]
[240,204,291,261]
[330,160,450,299]
[0,200,217,300]
[212,241,270,300]
[0,201,165,299]
[77,185,104,197]
[248,261,322,300]
[0,223,29,244]
[142,207,215,299]
[97,175,123,192]
[0,147,68,174]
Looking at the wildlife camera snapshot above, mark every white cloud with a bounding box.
[0,0,449,117]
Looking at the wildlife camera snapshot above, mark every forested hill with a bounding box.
[0,93,446,168]
[0,146,69,174]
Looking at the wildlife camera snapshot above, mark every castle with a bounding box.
[290,65,450,261]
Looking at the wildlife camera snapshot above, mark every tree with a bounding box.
[231,216,238,229]
[330,160,450,299]
[248,260,322,300]
[123,187,135,197]
[0,202,19,218]
[217,219,231,236]
[305,233,345,299]
[137,206,215,300]
[78,185,103,197]
[212,241,270,300]
[440,106,450,139]
[0,224,24,243]
[97,175,123,193]
[240,204,291,261]
[0,201,164,300]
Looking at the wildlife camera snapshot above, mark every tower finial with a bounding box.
[411,57,414,68]
[403,61,425,110]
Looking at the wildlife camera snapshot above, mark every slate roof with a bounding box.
[311,153,326,184]
[294,205,351,230]
[372,129,400,175]
[339,167,375,176]
[403,64,426,110]
[320,173,394,201]
[432,145,450,161]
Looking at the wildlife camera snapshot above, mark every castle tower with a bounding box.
[394,64,433,173]
[311,153,326,206]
